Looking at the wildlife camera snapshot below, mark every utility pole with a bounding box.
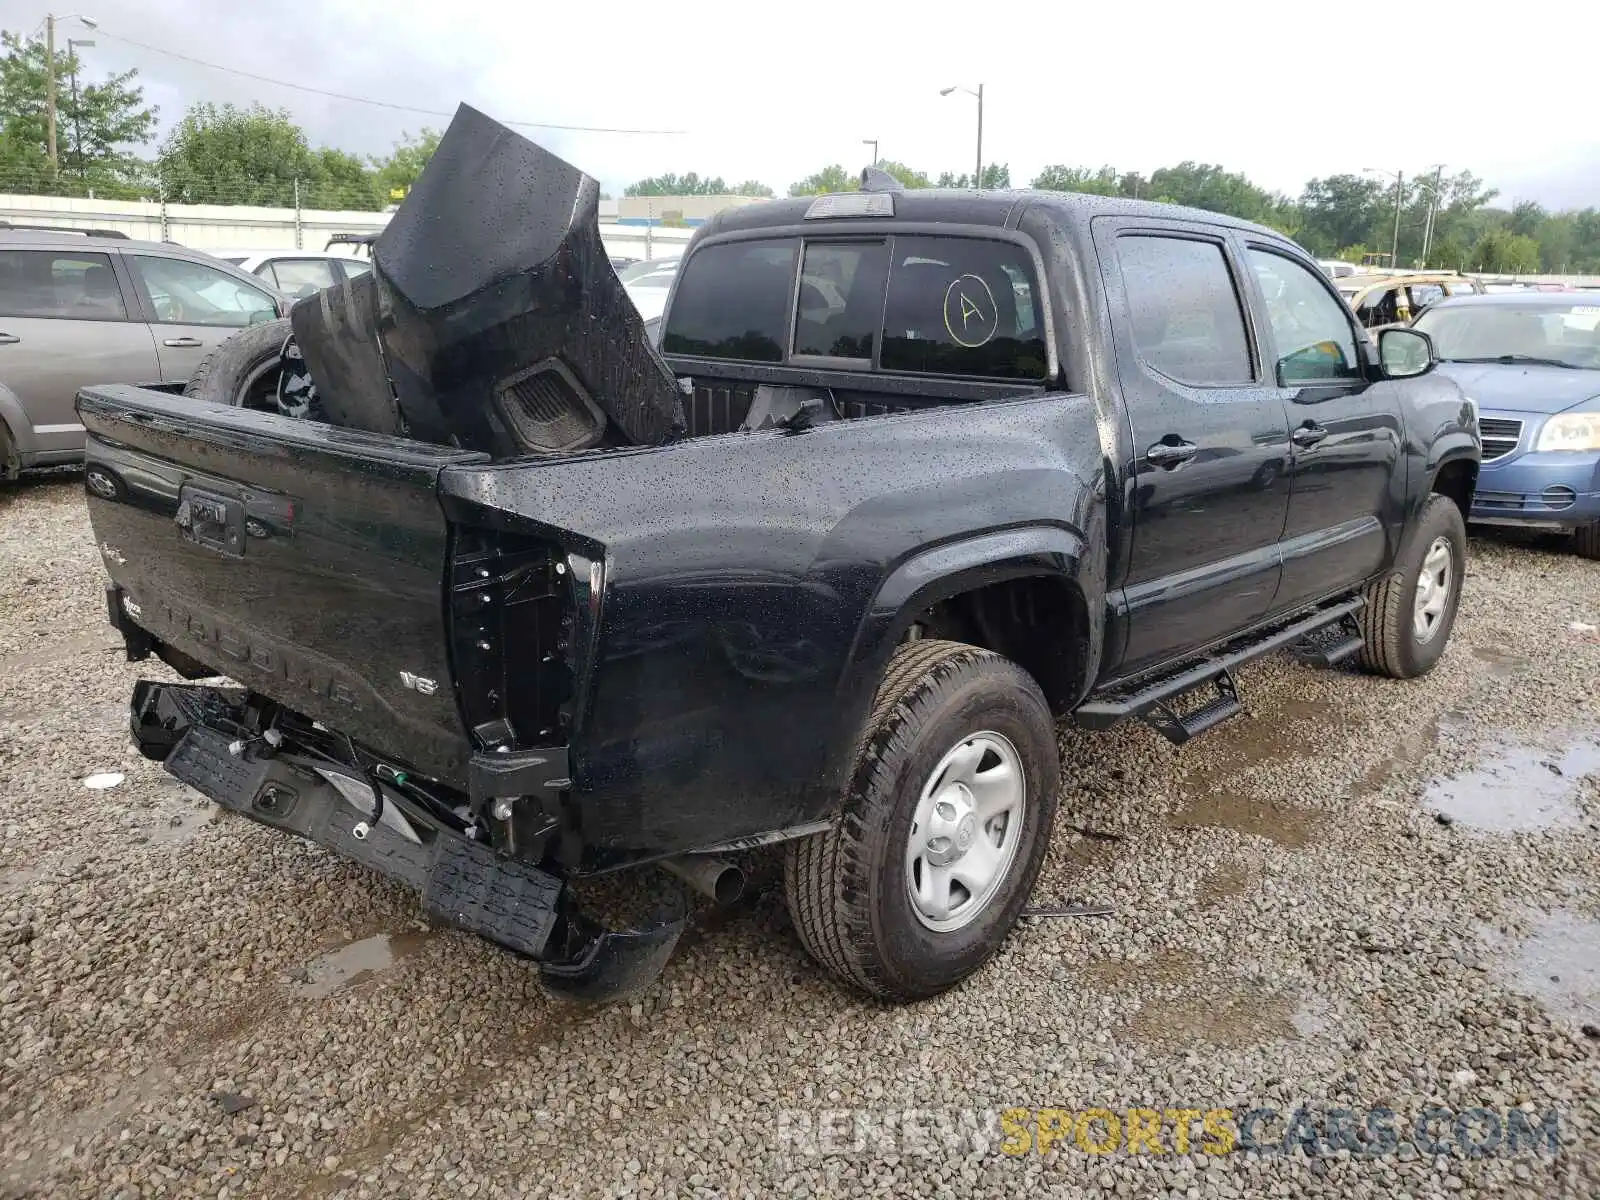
[1389,171,1403,268]
[40,16,97,179]
[45,15,57,176]
[1419,164,1445,269]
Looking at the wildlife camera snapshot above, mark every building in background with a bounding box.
[614,194,768,227]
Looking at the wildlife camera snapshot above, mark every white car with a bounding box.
[210,250,373,301]
[621,259,679,322]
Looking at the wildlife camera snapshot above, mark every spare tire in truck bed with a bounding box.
[182,318,293,412]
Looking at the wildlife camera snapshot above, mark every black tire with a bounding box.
[183,318,291,410]
[1574,521,1600,561]
[1358,494,1467,678]
[784,639,1059,1002]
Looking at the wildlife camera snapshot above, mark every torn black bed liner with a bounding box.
[354,103,686,454]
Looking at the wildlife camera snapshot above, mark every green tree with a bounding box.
[934,163,1011,189]
[1297,174,1387,257]
[788,164,853,196]
[0,30,157,194]
[732,179,775,198]
[875,159,931,188]
[1470,228,1540,273]
[625,172,728,196]
[156,102,378,208]
[1031,164,1121,195]
[1146,161,1280,225]
[371,127,440,202]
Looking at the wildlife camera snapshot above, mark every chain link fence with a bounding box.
[0,165,392,213]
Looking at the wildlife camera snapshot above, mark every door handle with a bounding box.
[163,337,203,348]
[1145,439,1199,468]
[1291,422,1329,448]
[0,333,19,345]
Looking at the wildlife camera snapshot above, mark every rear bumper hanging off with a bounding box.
[130,680,683,1001]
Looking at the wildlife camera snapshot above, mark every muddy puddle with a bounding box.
[1086,950,1300,1048]
[293,933,434,999]
[1472,646,1531,677]
[0,631,122,674]
[0,861,46,893]
[1424,731,1599,832]
[135,806,220,849]
[1482,909,1600,1027]
[1169,790,1317,848]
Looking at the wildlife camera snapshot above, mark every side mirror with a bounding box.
[1378,327,1435,379]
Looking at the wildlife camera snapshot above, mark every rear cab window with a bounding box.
[662,234,1049,382]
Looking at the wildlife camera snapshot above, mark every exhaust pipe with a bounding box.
[660,856,745,906]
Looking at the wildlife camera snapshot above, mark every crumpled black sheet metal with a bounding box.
[371,103,686,455]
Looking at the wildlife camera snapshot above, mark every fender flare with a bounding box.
[1418,435,1480,522]
[836,523,1099,737]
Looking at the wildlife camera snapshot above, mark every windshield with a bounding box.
[1414,302,1600,369]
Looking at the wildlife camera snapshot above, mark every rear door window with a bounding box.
[267,257,339,298]
[661,239,799,362]
[0,249,128,320]
[880,237,1048,379]
[1115,235,1252,386]
[792,241,889,360]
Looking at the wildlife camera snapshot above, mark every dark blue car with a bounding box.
[1413,292,1600,558]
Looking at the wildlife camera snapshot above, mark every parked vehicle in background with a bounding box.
[0,227,288,480]
[1417,292,1600,557]
[1319,259,1357,279]
[80,108,1477,1006]
[211,251,372,300]
[1337,272,1485,334]
[621,258,679,320]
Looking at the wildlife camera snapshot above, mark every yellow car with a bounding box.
[1335,272,1485,333]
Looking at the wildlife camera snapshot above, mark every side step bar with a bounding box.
[1075,597,1366,745]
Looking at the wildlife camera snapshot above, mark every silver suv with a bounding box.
[0,225,289,479]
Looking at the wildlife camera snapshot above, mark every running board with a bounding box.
[1289,612,1365,668]
[1075,597,1366,745]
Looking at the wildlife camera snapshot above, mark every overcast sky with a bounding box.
[10,0,1597,209]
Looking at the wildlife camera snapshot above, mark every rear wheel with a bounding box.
[183,318,292,412]
[1358,494,1467,678]
[784,639,1059,1002]
[1574,521,1600,561]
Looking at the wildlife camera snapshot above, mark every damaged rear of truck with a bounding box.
[81,106,1108,1002]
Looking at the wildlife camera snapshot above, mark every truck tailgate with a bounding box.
[79,384,489,787]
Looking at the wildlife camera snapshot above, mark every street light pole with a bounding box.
[68,37,94,178]
[939,83,986,187]
[975,83,984,186]
[862,139,878,167]
[1362,167,1405,267]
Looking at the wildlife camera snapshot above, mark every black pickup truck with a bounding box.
[78,107,1479,1003]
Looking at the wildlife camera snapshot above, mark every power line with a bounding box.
[92,29,688,137]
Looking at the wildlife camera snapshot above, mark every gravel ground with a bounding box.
[2,474,1598,1200]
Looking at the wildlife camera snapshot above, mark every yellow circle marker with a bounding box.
[943,273,999,348]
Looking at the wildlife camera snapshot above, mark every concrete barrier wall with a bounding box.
[0,193,693,261]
